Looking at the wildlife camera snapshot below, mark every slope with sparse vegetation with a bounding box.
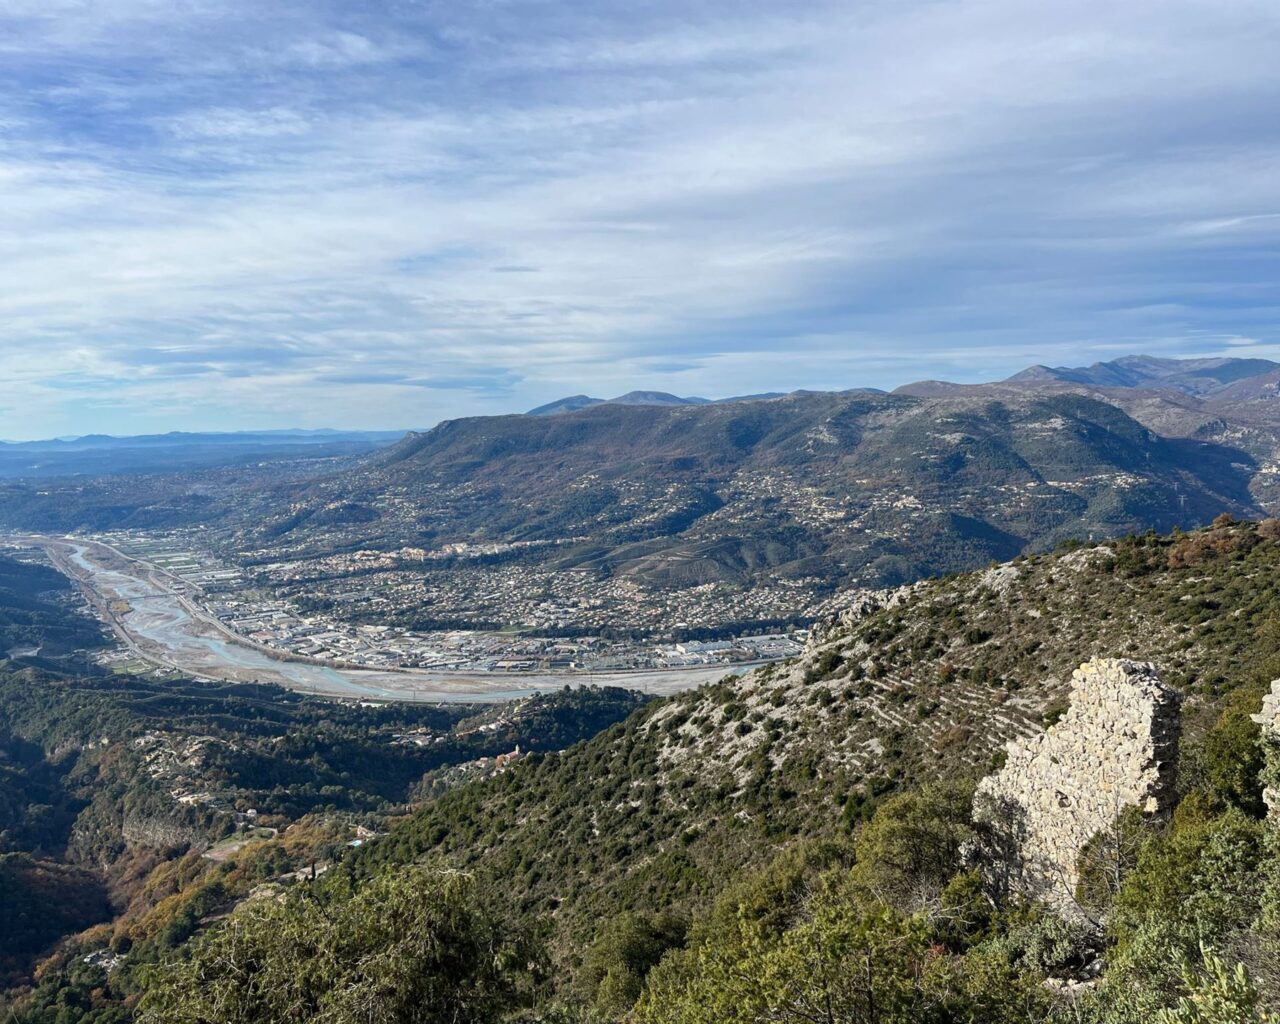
[11,518,1280,1022]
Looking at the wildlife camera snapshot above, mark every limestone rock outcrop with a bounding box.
[972,657,1180,912]
[1251,680,1280,819]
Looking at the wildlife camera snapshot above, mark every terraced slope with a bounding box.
[349,518,1280,965]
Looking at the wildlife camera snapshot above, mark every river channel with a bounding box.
[27,536,749,703]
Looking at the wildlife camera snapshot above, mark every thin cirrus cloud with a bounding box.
[0,0,1278,437]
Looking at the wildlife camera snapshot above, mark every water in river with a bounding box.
[63,543,413,696]
[56,541,738,702]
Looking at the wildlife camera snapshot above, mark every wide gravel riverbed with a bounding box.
[18,535,756,703]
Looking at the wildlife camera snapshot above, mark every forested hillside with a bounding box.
[0,384,1270,602]
[10,518,1280,1022]
[0,569,646,1019]
[0,553,106,660]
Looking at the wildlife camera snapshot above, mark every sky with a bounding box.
[2,0,1279,439]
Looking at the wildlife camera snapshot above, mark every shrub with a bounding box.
[1156,945,1280,1024]
[136,868,537,1024]
[848,780,976,913]
[1107,808,1267,994]
[577,911,686,1016]
[1182,683,1269,817]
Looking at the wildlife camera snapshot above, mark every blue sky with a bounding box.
[2,0,1279,438]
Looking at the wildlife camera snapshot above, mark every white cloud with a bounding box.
[0,0,1277,436]
[164,106,312,139]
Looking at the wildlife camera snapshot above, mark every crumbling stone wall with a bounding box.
[1251,680,1280,819]
[973,657,1180,912]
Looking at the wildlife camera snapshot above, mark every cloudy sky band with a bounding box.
[0,0,1277,436]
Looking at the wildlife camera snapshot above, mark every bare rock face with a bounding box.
[1250,680,1280,818]
[972,658,1180,912]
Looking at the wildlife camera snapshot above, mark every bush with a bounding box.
[1105,809,1268,999]
[1157,946,1280,1024]
[577,911,686,1016]
[848,780,976,913]
[1185,683,1270,817]
[635,871,1051,1024]
[137,868,538,1024]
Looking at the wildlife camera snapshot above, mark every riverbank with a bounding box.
[8,534,762,703]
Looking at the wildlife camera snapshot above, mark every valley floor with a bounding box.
[13,534,747,702]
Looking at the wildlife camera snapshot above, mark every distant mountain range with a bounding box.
[1000,354,1280,395]
[0,428,407,450]
[9,354,1280,618]
[528,355,1280,417]
[526,390,789,415]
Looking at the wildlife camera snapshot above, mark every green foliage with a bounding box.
[136,868,537,1024]
[0,853,112,986]
[804,649,844,683]
[1183,683,1270,817]
[0,554,106,659]
[0,955,131,1024]
[575,911,686,1017]
[635,872,1050,1024]
[848,780,976,913]
[1157,946,1280,1024]
[976,905,1094,979]
[636,889,933,1024]
[1041,698,1068,727]
[1103,808,1268,1006]
[0,666,646,858]
[0,727,84,857]
[1258,827,1280,949]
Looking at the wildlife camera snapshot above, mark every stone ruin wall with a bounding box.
[973,657,1181,912]
[1251,680,1280,820]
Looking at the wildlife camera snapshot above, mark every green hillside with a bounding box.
[256,391,1260,585]
[0,644,644,1018]
[0,389,1266,616]
[7,518,1278,1022]
[335,517,1280,964]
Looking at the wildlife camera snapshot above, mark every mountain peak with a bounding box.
[1003,354,1280,396]
[526,395,604,416]
[527,391,711,415]
[604,391,710,407]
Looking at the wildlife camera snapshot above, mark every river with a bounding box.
[26,536,751,703]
